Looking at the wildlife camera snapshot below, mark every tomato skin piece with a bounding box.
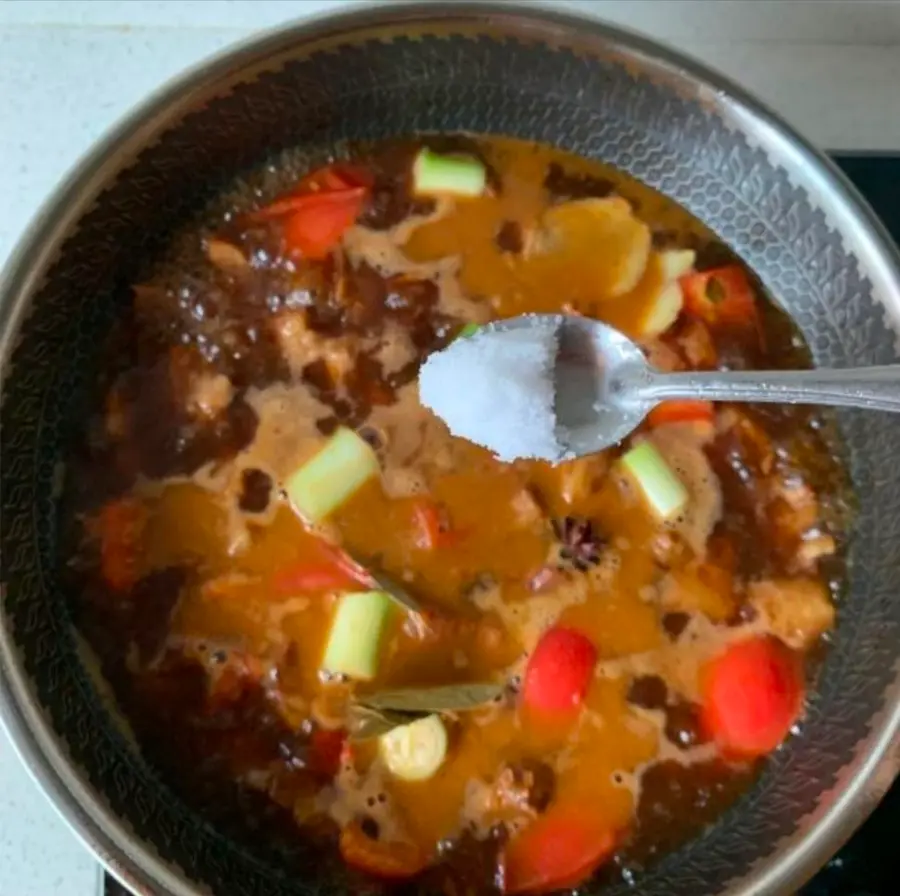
[647,400,714,428]
[281,188,366,260]
[271,562,359,594]
[522,627,597,716]
[701,635,805,758]
[413,499,445,550]
[245,163,370,258]
[411,499,465,550]
[249,163,371,220]
[248,185,360,221]
[298,163,373,194]
[681,265,757,326]
[92,498,146,591]
[309,728,346,777]
[272,541,373,594]
[502,809,617,894]
[339,822,429,880]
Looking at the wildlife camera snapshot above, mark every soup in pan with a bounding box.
[64,137,850,894]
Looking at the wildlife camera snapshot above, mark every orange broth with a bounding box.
[64,136,850,893]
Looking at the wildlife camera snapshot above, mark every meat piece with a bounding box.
[748,578,835,649]
[186,372,234,420]
[205,237,249,272]
[713,409,834,576]
[271,311,355,383]
[185,394,260,476]
[642,339,685,373]
[795,533,837,570]
[650,424,722,558]
[319,342,356,385]
[471,760,556,820]
[511,487,544,528]
[372,326,416,380]
[496,759,556,814]
[658,562,736,623]
[169,346,237,425]
[716,408,775,476]
[768,479,836,572]
[206,651,266,711]
[116,351,259,478]
[650,529,688,568]
[271,312,313,377]
[675,318,717,369]
[769,480,819,536]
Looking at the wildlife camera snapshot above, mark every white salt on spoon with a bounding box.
[418,316,566,463]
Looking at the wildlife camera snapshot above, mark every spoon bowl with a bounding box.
[485,314,652,457]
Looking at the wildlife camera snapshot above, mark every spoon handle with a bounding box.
[644,366,900,413]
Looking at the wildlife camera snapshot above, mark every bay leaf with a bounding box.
[370,571,423,615]
[346,704,423,740]
[360,683,504,714]
[341,546,423,615]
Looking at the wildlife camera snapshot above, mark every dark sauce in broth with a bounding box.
[62,137,851,893]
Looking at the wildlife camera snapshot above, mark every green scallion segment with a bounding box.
[285,427,379,524]
[457,322,481,340]
[413,148,486,197]
[321,590,393,681]
[621,441,689,522]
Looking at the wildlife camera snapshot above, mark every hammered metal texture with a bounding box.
[2,27,899,896]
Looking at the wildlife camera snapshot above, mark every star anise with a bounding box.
[551,516,606,571]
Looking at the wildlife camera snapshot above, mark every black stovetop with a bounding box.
[103,154,900,896]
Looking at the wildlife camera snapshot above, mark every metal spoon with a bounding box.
[487,314,900,458]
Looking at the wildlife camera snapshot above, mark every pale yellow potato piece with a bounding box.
[538,197,652,298]
[632,249,697,339]
[658,248,696,281]
[636,280,683,339]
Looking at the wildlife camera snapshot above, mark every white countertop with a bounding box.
[1,1,898,894]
